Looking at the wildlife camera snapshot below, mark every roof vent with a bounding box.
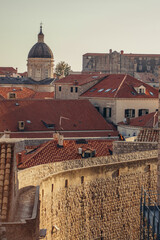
[15,102,19,106]
[18,121,25,131]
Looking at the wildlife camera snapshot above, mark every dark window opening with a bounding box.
[75,87,78,93]
[81,176,84,184]
[95,106,99,112]
[59,86,61,91]
[70,87,73,92]
[65,179,68,188]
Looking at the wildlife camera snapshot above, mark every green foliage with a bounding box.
[55,61,71,77]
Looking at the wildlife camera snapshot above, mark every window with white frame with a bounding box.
[124,109,135,118]
[138,109,149,116]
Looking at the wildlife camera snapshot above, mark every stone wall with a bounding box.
[83,50,160,76]
[40,156,157,240]
[113,141,158,154]
[18,150,157,189]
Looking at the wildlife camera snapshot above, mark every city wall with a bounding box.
[18,150,157,189]
[113,141,158,154]
[40,155,157,240]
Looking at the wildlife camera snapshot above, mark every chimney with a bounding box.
[16,68,18,73]
[109,49,112,54]
[121,50,124,55]
[53,132,59,141]
[3,130,11,138]
[57,134,64,147]
[126,118,130,125]
[17,153,22,165]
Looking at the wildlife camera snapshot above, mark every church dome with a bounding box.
[28,26,53,59]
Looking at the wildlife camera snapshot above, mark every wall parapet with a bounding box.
[18,149,158,189]
[113,141,157,154]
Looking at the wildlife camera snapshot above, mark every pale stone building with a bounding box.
[27,25,54,81]
[83,50,160,85]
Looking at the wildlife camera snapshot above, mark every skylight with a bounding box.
[105,88,111,92]
[89,88,97,92]
[131,91,136,95]
[98,89,104,92]
[150,91,154,96]
[112,89,117,93]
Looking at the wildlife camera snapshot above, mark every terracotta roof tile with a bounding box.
[0,67,17,74]
[0,143,14,221]
[81,74,158,99]
[137,129,158,142]
[0,87,54,100]
[118,112,158,128]
[0,99,115,133]
[55,74,107,86]
[17,139,114,169]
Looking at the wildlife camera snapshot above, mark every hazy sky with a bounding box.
[0,0,160,72]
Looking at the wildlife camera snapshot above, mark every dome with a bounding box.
[28,25,53,59]
[28,42,53,58]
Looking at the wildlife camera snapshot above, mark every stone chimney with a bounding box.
[109,49,112,54]
[58,134,64,147]
[157,66,160,203]
[3,130,11,138]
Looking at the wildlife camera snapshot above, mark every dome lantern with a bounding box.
[38,23,44,43]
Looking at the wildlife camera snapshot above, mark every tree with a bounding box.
[55,61,71,78]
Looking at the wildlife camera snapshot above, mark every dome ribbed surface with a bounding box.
[28,42,53,58]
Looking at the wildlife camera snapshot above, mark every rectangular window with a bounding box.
[103,107,112,118]
[9,93,16,99]
[70,87,73,92]
[125,109,135,118]
[75,87,78,93]
[59,86,61,92]
[138,109,149,116]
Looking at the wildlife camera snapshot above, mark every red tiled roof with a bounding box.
[0,87,35,99]
[0,67,17,74]
[0,143,14,221]
[123,53,160,57]
[0,99,114,132]
[17,139,114,169]
[80,74,158,99]
[0,87,54,100]
[137,129,158,142]
[83,53,107,56]
[118,112,158,128]
[83,52,160,57]
[31,91,54,99]
[18,72,28,77]
[55,74,107,86]
[9,130,119,139]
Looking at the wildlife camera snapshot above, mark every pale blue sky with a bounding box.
[0,0,159,72]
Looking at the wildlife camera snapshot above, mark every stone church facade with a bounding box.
[27,25,54,81]
[83,49,160,78]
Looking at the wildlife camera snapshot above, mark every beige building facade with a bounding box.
[80,97,158,124]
